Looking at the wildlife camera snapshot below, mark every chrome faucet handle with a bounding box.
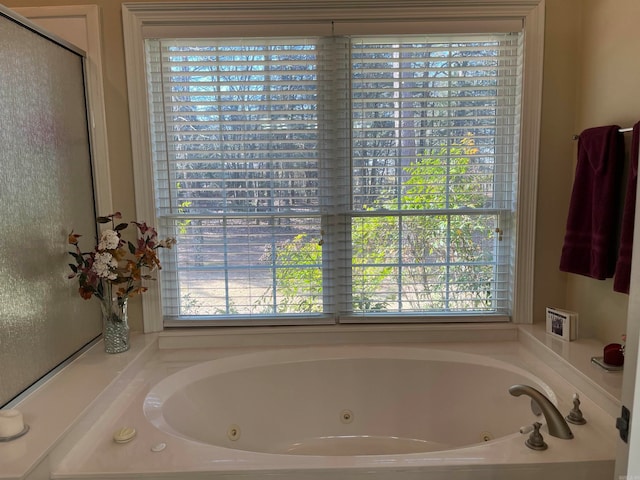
[565,393,587,425]
[525,422,548,450]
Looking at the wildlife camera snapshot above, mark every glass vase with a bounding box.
[99,296,130,354]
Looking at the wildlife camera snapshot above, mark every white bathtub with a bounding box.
[144,346,554,455]
[51,338,617,480]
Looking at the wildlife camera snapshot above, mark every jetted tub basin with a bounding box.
[144,345,554,455]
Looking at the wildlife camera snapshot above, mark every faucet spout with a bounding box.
[509,384,573,439]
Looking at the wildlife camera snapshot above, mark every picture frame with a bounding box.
[545,307,578,341]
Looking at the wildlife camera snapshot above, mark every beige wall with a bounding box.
[534,0,582,328]
[5,0,639,340]
[535,0,632,342]
[567,0,640,343]
[539,0,640,343]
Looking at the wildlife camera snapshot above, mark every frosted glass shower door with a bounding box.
[0,7,101,407]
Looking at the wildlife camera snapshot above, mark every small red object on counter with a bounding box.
[603,343,624,366]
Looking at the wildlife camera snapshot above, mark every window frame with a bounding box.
[122,0,545,333]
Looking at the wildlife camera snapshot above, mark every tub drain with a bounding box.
[481,431,494,442]
[227,424,241,441]
[340,409,354,424]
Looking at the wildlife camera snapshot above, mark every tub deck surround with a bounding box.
[156,322,520,350]
[0,323,622,480]
[49,336,617,480]
[0,333,158,480]
[518,323,623,418]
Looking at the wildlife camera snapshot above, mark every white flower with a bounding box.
[92,252,118,280]
[98,229,120,251]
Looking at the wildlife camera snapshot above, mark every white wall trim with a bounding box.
[14,5,113,217]
[122,6,163,332]
[122,0,542,21]
[512,0,545,324]
[122,0,544,332]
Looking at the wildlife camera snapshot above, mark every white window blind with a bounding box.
[145,32,522,325]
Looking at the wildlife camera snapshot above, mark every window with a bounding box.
[122,2,543,330]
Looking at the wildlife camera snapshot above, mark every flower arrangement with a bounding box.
[67,212,176,303]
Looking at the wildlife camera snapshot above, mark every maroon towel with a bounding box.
[614,122,640,294]
[560,125,625,279]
